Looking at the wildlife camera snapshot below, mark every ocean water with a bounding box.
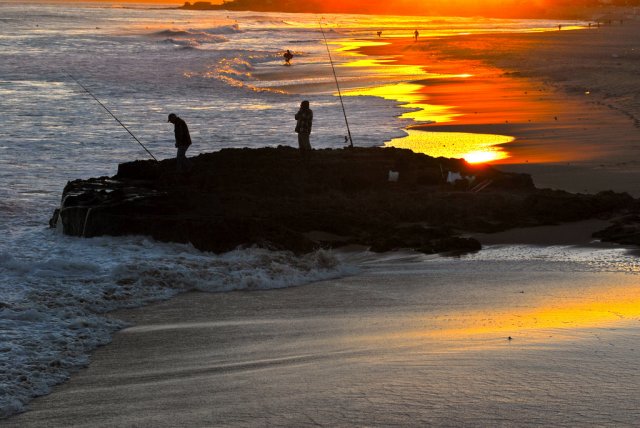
[0,1,637,419]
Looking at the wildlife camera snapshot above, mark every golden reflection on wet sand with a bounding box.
[385,129,514,163]
[336,39,472,80]
[343,28,590,164]
[412,281,640,348]
[338,39,520,163]
[344,83,461,122]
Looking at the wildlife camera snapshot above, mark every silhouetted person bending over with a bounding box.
[295,100,313,154]
[168,113,191,173]
[284,49,293,65]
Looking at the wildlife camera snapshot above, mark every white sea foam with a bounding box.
[0,233,353,418]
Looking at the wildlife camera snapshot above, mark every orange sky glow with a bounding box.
[30,0,600,19]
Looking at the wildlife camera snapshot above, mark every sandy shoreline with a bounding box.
[355,20,640,195]
[435,20,640,196]
[8,15,640,427]
[8,241,640,426]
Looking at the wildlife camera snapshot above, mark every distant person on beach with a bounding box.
[377,31,382,38]
[294,100,313,154]
[283,49,293,65]
[168,113,191,173]
[414,29,419,41]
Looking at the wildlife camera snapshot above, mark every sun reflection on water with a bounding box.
[386,129,513,163]
[331,24,589,164]
[344,81,516,163]
[344,83,462,123]
[335,39,472,80]
[335,40,390,52]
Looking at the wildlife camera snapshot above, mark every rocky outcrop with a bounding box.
[180,2,220,11]
[49,146,638,254]
[592,212,640,246]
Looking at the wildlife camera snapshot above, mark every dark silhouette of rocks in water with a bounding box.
[180,2,219,10]
[592,212,640,246]
[49,146,639,254]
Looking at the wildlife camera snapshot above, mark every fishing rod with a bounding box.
[318,20,353,148]
[66,73,159,162]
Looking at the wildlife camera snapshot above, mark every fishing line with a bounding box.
[319,19,354,148]
[66,73,159,162]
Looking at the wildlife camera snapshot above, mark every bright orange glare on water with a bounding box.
[345,83,462,123]
[345,33,594,164]
[386,129,513,163]
[343,79,514,163]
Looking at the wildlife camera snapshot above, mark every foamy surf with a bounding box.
[0,233,353,418]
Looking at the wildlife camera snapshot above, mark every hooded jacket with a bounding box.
[174,117,192,148]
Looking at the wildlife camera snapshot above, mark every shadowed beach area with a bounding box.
[7,11,640,427]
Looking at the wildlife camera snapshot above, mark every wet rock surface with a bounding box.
[50,147,639,254]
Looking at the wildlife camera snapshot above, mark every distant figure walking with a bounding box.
[283,49,293,65]
[414,29,419,41]
[377,31,382,38]
[168,113,191,173]
[558,24,562,31]
[294,100,313,154]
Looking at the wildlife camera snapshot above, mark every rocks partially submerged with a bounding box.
[593,214,640,246]
[50,147,639,254]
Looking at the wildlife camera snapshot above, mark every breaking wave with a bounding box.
[203,23,242,34]
[152,28,230,46]
[0,235,354,418]
[152,24,241,38]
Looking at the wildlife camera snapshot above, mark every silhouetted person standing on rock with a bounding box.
[168,113,191,173]
[295,100,313,154]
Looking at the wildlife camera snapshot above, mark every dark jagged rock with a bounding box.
[593,213,640,246]
[49,146,639,254]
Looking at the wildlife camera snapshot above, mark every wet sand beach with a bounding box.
[355,18,640,195]
[8,242,640,426]
[8,13,640,428]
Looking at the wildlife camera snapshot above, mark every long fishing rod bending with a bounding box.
[67,74,158,162]
[318,20,353,148]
